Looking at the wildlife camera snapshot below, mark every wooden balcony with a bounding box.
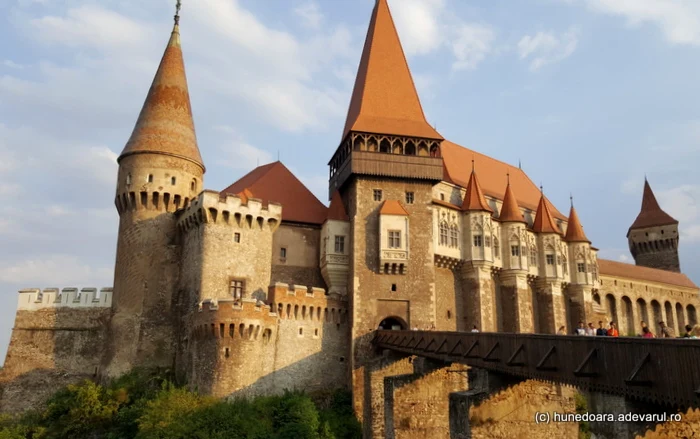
[329,151,444,196]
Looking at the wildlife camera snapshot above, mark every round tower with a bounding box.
[627,178,680,273]
[105,11,205,377]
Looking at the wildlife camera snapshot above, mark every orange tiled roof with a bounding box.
[119,23,204,170]
[598,259,697,289]
[222,162,327,225]
[532,194,562,234]
[564,204,590,243]
[462,170,492,212]
[441,140,566,221]
[380,200,408,216]
[341,0,442,141]
[498,182,526,223]
[327,190,349,221]
[628,179,678,233]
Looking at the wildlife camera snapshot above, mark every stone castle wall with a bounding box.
[271,223,327,288]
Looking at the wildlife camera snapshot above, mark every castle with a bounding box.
[1,0,698,437]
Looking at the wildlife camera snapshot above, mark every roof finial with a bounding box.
[518,159,522,170]
[570,193,573,207]
[644,173,647,182]
[174,0,182,25]
[471,158,475,172]
[540,184,544,194]
[506,172,510,185]
[277,150,280,162]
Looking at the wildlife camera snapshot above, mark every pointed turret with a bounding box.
[565,199,590,243]
[498,177,526,223]
[342,0,442,141]
[532,191,561,234]
[118,19,204,170]
[461,169,492,212]
[627,179,678,234]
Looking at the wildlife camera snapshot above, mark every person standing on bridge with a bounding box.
[471,325,479,333]
[596,321,607,336]
[586,322,596,336]
[682,324,693,338]
[642,327,655,338]
[691,324,700,338]
[575,321,586,335]
[607,321,619,337]
[557,326,567,335]
[658,321,674,338]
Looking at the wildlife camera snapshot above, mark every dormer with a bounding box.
[564,199,594,286]
[378,200,409,274]
[461,168,494,263]
[532,192,564,280]
[321,191,350,295]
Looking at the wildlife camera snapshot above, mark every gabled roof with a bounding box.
[628,179,678,234]
[222,162,327,225]
[119,22,204,170]
[341,0,442,141]
[462,170,492,212]
[598,259,697,290]
[327,190,349,221]
[565,204,590,243]
[380,200,408,216]
[441,140,566,220]
[532,193,562,234]
[498,181,526,223]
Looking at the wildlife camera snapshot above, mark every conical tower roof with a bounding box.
[565,200,590,243]
[327,190,349,221]
[498,178,526,223]
[118,20,204,170]
[341,0,442,141]
[628,179,678,234]
[532,192,561,234]
[462,170,492,212]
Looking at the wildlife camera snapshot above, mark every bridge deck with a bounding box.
[374,330,700,407]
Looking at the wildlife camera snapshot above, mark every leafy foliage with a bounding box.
[0,371,361,439]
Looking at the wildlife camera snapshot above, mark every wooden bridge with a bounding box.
[374,330,700,407]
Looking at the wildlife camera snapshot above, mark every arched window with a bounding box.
[529,247,537,266]
[191,179,196,191]
[449,224,459,247]
[126,173,132,185]
[439,221,449,246]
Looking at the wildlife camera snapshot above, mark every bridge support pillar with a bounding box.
[500,272,533,333]
[448,368,490,439]
[585,391,671,439]
[535,280,566,334]
[460,265,496,332]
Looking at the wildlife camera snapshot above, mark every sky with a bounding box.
[1,0,699,364]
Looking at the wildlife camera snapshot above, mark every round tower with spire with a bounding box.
[105,4,205,377]
[627,178,680,273]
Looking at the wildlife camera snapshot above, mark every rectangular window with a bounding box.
[546,254,555,265]
[388,230,401,248]
[229,279,245,300]
[439,224,448,246]
[373,189,382,201]
[449,227,459,248]
[334,235,345,253]
[405,192,414,204]
[557,255,562,265]
[511,245,520,257]
[484,236,491,247]
[530,250,537,265]
[577,263,586,273]
[280,247,287,259]
[234,233,241,243]
[473,235,483,247]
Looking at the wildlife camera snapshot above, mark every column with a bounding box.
[535,280,566,334]
[461,264,496,332]
[500,272,534,333]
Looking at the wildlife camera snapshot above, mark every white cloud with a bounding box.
[618,254,631,263]
[216,129,273,170]
[657,184,700,243]
[451,24,496,71]
[0,255,113,287]
[517,27,579,71]
[2,60,24,69]
[584,0,700,46]
[295,1,324,30]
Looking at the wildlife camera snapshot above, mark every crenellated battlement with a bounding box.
[267,283,349,323]
[115,190,194,214]
[16,287,113,311]
[177,190,282,234]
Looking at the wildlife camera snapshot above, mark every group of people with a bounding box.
[560,320,700,338]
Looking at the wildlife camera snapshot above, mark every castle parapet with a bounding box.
[16,287,113,311]
[267,283,349,323]
[177,190,282,234]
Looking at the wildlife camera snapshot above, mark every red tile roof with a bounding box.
[462,170,492,212]
[441,140,566,220]
[565,205,590,243]
[532,194,562,234]
[222,162,327,225]
[598,259,697,289]
[628,179,678,234]
[380,200,408,216]
[341,0,442,141]
[327,190,349,221]
[498,182,526,223]
[119,24,204,170]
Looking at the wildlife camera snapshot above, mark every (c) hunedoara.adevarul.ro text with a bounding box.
[534,411,682,424]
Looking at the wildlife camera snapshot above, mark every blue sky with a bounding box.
[1,0,699,364]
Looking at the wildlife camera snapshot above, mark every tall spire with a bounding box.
[118,4,205,170]
[628,178,678,231]
[462,169,492,212]
[499,176,526,223]
[341,0,442,141]
[532,193,561,234]
[564,197,590,243]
